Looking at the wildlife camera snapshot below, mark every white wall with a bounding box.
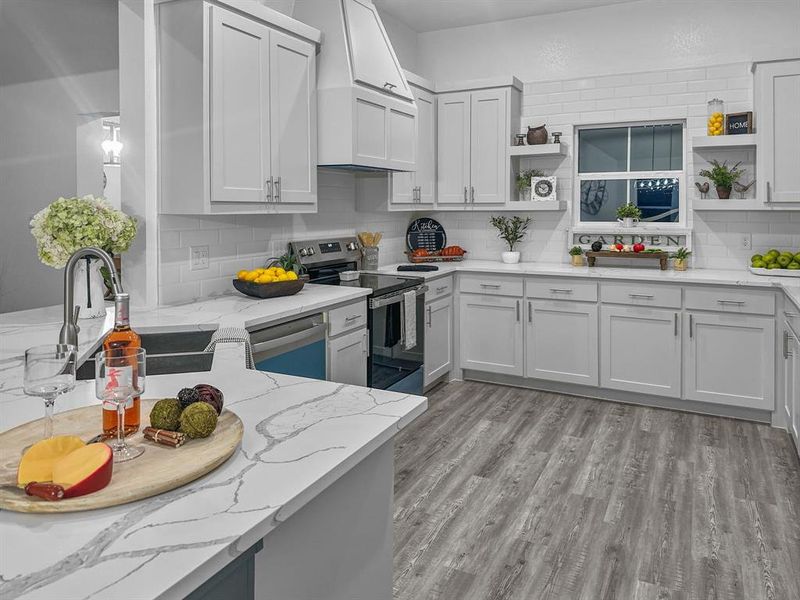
[416,0,800,83]
[377,8,419,73]
[0,0,119,313]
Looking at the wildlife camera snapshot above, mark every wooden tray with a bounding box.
[405,251,466,263]
[233,278,304,298]
[0,399,243,513]
[586,251,669,270]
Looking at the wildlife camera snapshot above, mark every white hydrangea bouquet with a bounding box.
[30,195,137,268]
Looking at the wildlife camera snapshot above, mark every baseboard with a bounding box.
[461,370,773,424]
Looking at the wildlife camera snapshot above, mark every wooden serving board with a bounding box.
[0,399,243,513]
[586,251,669,270]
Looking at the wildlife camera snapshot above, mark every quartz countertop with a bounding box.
[0,284,371,429]
[378,260,800,308]
[0,342,427,600]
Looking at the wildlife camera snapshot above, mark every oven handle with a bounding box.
[251,322,327,356]
[369,285,428,309]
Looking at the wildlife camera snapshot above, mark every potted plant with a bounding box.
[671,247,692,271]
[30,195,137,319]
[489,215,532,264]
[568,246,585,266]
[515,169,544,200]
[266,250,307,279]
[698,159,744,200]
[616,203,642,228]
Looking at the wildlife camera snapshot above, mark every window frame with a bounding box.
[572,120,687,232]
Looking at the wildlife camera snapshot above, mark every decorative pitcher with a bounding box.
[527,125,548,145]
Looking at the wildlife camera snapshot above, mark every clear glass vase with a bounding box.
[707,98,724,136]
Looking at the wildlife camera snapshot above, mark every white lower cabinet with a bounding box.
[327,328,368,387]
[684,312,774,410]
[525,300,598,386]
[424,295,452,387]
[459,294,523,376]
[600,306,681,398]
[783,326,800,453]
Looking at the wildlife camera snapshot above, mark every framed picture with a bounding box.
[725,111,753,135]
[530,176,557,201]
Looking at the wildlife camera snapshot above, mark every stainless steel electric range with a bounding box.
[289,237,427,394]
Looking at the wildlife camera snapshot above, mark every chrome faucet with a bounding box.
[58,247,124,347]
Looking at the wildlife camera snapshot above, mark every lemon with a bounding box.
[237,270,249,280]
[286,271,298,281]
[245,271,260,281]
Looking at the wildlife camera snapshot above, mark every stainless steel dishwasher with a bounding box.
[249,313,328,380]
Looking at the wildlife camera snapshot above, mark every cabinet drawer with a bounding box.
[685,287,775,315]
[527,278,597,302]
[459,274,523,297]
[426,276,454,302]
[601,281,681,308]
[327,300,367,337]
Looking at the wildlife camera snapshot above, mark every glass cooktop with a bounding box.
[313,272,422,297]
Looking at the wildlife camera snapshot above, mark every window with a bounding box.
[576,122,684,225]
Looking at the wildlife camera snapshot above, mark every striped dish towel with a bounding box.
[204,327,255,369]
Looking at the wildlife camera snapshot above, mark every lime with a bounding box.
[764,254,777,264]
[750,254,764,263]
[778,255,792,267]
[787,262,800,270]
[752,260,766,269]
[767,263,780,269]
[794,252,800,262]
[767,249,780,258]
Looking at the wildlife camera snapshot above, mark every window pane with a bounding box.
[630,124,682,171]
[579,179,628,221]
[578,127,628,173]
[630,178,679,223]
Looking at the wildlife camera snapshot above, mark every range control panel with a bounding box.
[288,237,361,267]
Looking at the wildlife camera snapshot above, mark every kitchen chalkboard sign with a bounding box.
[407,218,447,252]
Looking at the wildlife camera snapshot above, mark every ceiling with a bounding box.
[373,0,644,32]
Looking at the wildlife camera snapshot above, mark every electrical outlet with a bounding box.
[741,235,752,250]
[190,245,209,271]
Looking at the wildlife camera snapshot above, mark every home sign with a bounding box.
[725,111,753,135]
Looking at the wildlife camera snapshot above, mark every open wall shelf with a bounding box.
[509,143,567,157]
[693,197,764,210]
[691,134,756,149]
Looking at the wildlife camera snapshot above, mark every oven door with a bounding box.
[368,285,427,394]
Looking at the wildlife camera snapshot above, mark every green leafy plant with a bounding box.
[616,203,642,220]
[490,215,532,251]
[515,169,545,193]
[29,195,137,268]
[698,160,744,188]
[266,250,306,275]
[569,246,584,256]
[671,247,692,260]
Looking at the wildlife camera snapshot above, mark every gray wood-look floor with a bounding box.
[393,381,800,600]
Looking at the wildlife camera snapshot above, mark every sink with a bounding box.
[76,330,215,380]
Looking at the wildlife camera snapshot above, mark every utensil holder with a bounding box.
[362,246,379,271]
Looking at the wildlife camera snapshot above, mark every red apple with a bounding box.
[615,243,624,251]
[633,243,645,253]
[52,443,113,498]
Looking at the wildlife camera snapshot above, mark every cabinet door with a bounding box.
[415,88,436,205]
[757,60,800,204]
[792,336,800,452]
[328,329,368,387]
[459,294,523,376]
[785,329,800,450]
[437,92,471,205]
[526,300,598,386]
[470,89,507,205]
[341,0,413,101]
[387,106,416,169]
[600,306,681,398]
[685,312,774,409]
[424,296,452,387]
[390,171,416,207]
[210,7,271,204]
[269,30,316,208]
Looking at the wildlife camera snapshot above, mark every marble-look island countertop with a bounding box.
[0,284,371,429]
[377,260,800,308]
[0,343,427,600]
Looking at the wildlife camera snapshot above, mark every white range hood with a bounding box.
[293,0,417,171]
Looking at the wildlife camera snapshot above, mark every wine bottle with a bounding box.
[102,293,141,435]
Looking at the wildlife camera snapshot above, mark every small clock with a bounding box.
[531,176,557,201]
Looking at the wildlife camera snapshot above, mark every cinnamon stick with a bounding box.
[142,427,186,448]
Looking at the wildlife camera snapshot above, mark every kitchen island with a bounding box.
[1,337,426,598]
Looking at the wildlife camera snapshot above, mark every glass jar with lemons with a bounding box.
[707,98,725,136]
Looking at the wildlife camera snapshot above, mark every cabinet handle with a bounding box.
[766,181,772,203]
[363,332,369,356]
[785,330,790,359]
[264,178,273,202]
[516,300,520,322]
[470,186,475,203]
[629,293,655,299]
[464,187,468,203]
[383,82,397,90]
[528,301,533,323]
[416,186,421,202]
[435,286,448,293]
[274,176,281,203]
[480,284,501,289]
[689,314,693,339]
[674,312,678,337]
[717,300,745,306]
[344,314,362,322]
[426,305,432,327]
[784,312,799,318]
[549,288,573,294]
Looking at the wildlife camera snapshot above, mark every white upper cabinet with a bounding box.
[756,59,800,205]
[470,89,508,205]
[437,92,471,205]
[390,81,435,209]
[342,0,412,101]
[159,2,318,215]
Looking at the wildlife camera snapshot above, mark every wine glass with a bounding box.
[23,344,77,440]
[95,347,146,463]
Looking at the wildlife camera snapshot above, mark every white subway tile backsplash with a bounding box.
[180,229,219,248]
[561,78,596,91]
[706,63,749,79]
[614,84,651,98]
[579,87,616,100]
[650,81,688,95]
[667,68,706,82]
[630,71,668,85]
[595,74,633,88]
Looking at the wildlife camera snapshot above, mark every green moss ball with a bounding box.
[179,401,218,439]
[149,398,182,431]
